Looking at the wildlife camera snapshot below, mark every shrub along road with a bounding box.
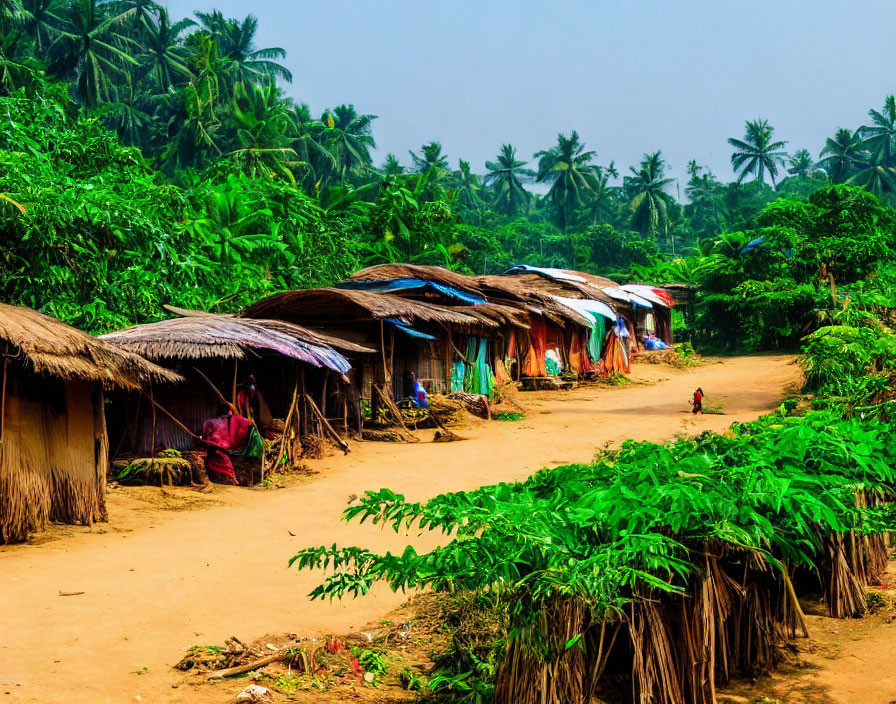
[0,355,800,704]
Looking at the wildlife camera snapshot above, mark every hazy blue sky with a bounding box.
[163,0,896,189]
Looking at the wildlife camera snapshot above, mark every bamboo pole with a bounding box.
[208,653,284,680]
[300,368,307,436]
[0,357,8,445]
[380,320,390,385]
[272,382,299,474]
[303,394,350,454]
[231,359,238,407]
[192,367,235,411]
[149,385,157,485]
[321,370,329,418]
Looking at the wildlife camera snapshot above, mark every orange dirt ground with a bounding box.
[0,355,826,704]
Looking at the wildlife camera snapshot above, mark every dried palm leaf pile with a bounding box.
[293,408,896,704]
[426,394,475,428]
[112,450,193,486]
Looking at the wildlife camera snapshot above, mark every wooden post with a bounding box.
[231,359,239,408]
[321,370,329,419]
[389,327,396,398]
[149,384,157,486]
[379,321,390,386]
[0,357,8,445]
[300,368,307,436]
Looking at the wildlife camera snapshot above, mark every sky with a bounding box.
[163,0,896,190]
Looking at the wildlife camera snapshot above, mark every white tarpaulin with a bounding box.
[552,296,618,327]
[620,284,670,308]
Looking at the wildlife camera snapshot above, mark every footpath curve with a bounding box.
[0,355,800,704]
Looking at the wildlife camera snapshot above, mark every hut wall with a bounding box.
[0,373,104,544]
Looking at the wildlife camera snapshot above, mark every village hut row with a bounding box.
[96,264,677,472]
[0,266,676,542]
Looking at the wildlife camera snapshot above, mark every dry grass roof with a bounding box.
[101,315,371,373]
[499,272,622,309]
[347,264,482,295]
[241,288,483,327]
[0,303,179,389]
[159,306,374,354]
[348,266,592,327]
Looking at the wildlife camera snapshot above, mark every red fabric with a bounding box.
[523,319,548,377]
[202,414,251,482]
[506,329,517,359]
[652,288,676,307]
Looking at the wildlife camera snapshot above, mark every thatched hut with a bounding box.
[0,303,177,544]
[345,264,606,384]
[241,288,508,404]
[100,313,372,478]
[502,265,676,375]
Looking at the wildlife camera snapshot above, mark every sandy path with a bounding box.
[0,355,799,704]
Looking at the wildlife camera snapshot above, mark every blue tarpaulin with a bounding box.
[386,318,438,340]
[338,279,486,305]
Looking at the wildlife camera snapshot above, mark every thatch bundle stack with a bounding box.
[445,391,491,419]
[426,394,474,427]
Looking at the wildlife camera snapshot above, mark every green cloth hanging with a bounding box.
[587,316,606,363]
[451,359,465,392]
[233,426,264,459]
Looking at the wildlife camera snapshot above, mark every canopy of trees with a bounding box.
[4,0,896,343]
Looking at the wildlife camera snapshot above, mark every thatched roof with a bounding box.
[241,288,482,327]
[159,306,374,353]
[0,303,179,389]
[450,302,531,329]
[500,268,624,311]
[101,315,369,374]
[348,265,589,327]
[347,264,482,296]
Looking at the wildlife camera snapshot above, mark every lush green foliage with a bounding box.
[293,409,895,602]
[6,1,896,345]
[636,184,896,351]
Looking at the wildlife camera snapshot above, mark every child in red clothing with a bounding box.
[691,388,704,415]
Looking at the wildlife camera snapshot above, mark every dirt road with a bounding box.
[0,355,800,704]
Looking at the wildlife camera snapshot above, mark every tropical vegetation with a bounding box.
[5,1,896,336]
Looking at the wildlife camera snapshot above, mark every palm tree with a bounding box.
[484,143,534,215]
[194,10,291,88]
[140,8,194,91]
[380,153,404,176]
[284,102,333,190]
[21,0,63,56]
[105,0,160,28]
[228,82,298,182]
[786,149,814,178]
[583,171,615,225]
[860,95,896,165]
[161,33,222,170]
[0,30,36,92]
[46,0,140,107]
[320,104,376,181]
[728,118,788,186]
[626,151,675,239]
[817,128,866,183]
[0,0,25,31]
[409,141,450,201]
[534,131,600,230]
[451,159,485,211]
[409,141,449,173]
[849,163,896,202]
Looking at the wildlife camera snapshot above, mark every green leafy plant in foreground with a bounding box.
[292,409,896,703]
